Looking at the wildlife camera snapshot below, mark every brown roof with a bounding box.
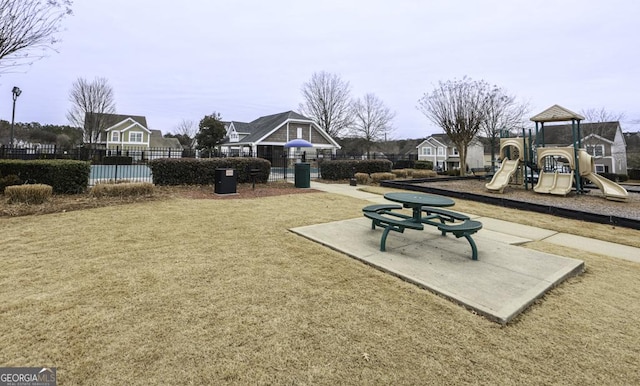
[530,104,585,123]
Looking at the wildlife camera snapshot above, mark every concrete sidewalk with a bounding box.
[289,181,638,323]
[307,181,640,264]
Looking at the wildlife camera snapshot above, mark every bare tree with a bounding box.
[418,77,491,176]
[580,107,625,123]
[172,119,197,149]
[349,93,395,158]
[66,77,116,145]
[0,0,73,71]
[480,89,529,171]
[298,71,352,138]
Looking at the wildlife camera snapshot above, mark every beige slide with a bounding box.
[485,159,519,193]
[583,172,628,201]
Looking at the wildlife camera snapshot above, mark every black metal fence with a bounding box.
[0,144,417,185]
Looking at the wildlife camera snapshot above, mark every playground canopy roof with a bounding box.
[530,104,585,123]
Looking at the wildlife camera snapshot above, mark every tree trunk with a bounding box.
[459,146,467,177]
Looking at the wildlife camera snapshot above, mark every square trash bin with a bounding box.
[214,168,237,194]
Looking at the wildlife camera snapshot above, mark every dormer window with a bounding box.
[229,129,239,143]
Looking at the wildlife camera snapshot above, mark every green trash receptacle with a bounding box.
[294,162,311,188]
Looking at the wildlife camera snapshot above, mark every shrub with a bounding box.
[5,184,53,204]
[148,158,271,185]
[0,159,90,193]
[414,160,433,170]
[319,159,392,180]
[446,169,461,176]
[0,174,23,193]
[628,169,640,180]
[370,172,395,183]
[391,169,408,178]
[90,182,155,198]
[411,169,437,178]
[354,172,371,185]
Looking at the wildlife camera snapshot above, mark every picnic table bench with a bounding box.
[362,195,483,260]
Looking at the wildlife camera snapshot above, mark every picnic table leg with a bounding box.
[464,234,479,260]
[379,227,392,251]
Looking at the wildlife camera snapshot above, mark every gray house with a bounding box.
[416,134,484,171]
[219,111,341,163]
[538,121,627,174]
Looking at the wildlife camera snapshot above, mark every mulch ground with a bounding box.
[0,182,317,217]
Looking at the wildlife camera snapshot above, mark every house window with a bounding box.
[437,147,444,156]
[587,145,604,157]
[129,132,143,143]
[111,131,120,142]
[422,147,431,156]
[595,164,605,173]
[297,127,303,139]
[452,148,459,156]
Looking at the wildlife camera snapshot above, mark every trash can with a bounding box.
[294,162,311,188]
[214,168,237,194]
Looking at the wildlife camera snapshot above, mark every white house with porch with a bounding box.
[219,111,341,163]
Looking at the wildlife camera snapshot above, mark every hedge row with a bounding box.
[319,159,392,180]
[627,169,640,180]
[148,157,271,185]
[0,159,90,193]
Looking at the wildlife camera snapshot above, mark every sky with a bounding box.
[1,0,639,139]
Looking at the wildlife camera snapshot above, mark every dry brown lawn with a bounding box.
[1,185,639,385]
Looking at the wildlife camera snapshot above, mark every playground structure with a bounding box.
[534,147,628,201]
[486,137,628,201]
[484,137,531,194]
[486,105,628,201]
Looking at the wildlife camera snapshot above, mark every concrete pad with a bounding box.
[474,217,557,241]
[545,233,640,263]
[475,228,533,245]
[291,217,584,324]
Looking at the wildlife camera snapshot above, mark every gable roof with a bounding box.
[227,121,252,133]
[85,113,148,129]
[149,130,182,148]
[104,117,152,133]
[418,133,483,149]
[221,111,338,147]
[241,111,312,143]
[530,104,585,122]
[538,121,620,144]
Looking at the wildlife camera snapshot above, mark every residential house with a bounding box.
[219,111,341,163]
[86,113,182,160]
[624,131,640,169]
[416,134,484,171]
[537,121,627,174]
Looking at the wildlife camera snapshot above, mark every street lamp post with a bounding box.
[10,86,22,148]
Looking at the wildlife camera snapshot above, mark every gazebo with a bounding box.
[530,104,586,194]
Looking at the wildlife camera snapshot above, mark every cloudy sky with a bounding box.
[1,0,639,138]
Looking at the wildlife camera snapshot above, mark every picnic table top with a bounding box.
[384,192,455,208]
